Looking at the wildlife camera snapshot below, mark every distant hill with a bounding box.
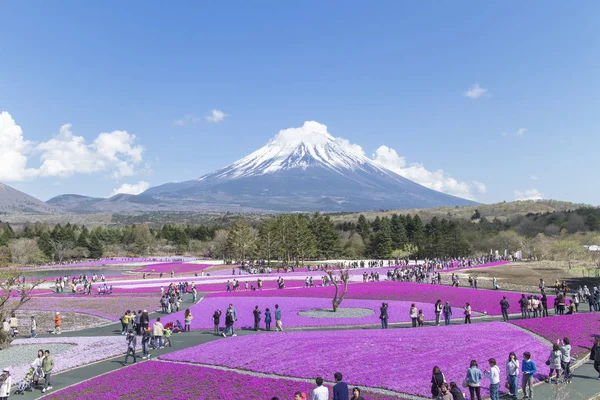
[0,183,60,214]
[328,199,594,223]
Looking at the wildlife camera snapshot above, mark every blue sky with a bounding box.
[0,1,598,205]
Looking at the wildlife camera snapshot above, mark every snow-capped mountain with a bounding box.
[143,121,476,212]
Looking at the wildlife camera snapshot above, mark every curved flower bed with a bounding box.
[161,322,549,398]
[210,281,552,316]
[152,296,470,329]
[43,360,406,400]
[134,262,213,274]
[510,313,600,358]
[8,336,125,380]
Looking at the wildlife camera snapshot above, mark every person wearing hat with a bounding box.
[0,368,11,400]
[53,312,61,335]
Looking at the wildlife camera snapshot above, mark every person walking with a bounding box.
[465,360,482,400]
[443,301,452,325]
[275,304,283,332]
[124,329,137,364]
[52,312,61,335]
[380,302,389,329]
[41,350,54,393]
[463,303,472,324]
[483,358,500,400]
[500,297,510,322]
[184,308,193,332]
[333,372,348,400]
[434,299,442,326]
[521,351,536,399]
[546,344,562,383]
[311,377,328,400]
[506,352,519,400]
[141,327,152,359]
[30,316,37,338]
[253,305,261,331]
[409,304,418,327]
[264,307,272,331]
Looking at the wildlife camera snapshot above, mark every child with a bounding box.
[417,310,424,327]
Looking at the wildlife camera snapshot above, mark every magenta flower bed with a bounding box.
[510,313,600,358]
[134,262,213,273]
[44,360,406,400]
[112,278,313,293]
[14,295,160,321]
[152,296,468,329]
[210,281,548,316]
[162,322,549,398]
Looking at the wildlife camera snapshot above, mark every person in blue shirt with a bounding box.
[274,304,283,331]
[521,351,537,399]
[333,372,348,400]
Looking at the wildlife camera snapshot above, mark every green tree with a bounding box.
[226,219,255,262]
[356,214,372,244]
[88,234,104,259]
[390,214,408,250]
[309,213,340,259]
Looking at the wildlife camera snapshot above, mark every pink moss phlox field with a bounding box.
[210,281,552,316]
[135,262,213,273]
[152,296,469,329]
[112,278,315,294]
[510,313,600,358]
[14,295,160,321]
[161,322,549,398]
[43,360,407,400]
[9,336,125,381]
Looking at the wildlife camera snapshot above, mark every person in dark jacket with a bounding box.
[379,302,388,329]
[449,382,465,400]
[253,306,261,331]
[500,297,510,321]
[333,372,348,400]
[431,366,446,398]
[591,337,600,378]
[140,310,150,331]
[351,387,366,400]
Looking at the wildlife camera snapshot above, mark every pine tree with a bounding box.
[309,213,340,259]
[390,214,408,250]
[356,214,372,243]
[76,226,90,248]
[88,234,104,259]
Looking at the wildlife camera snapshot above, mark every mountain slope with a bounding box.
[144,121,476,212]
[0,183,60,214]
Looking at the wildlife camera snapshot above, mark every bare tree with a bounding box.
[48,238,75,263]
[325,269,350,312]
[0,269,43,349]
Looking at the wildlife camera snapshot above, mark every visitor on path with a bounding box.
[434,299,442,326]
[152,318,164,348]
[448,382,464,400]
[333,372,348,400]
[521,351,536,399]
[519,295,528,319]
[30,316,37,338]
[224,310,235,337]
[227,304,238,336]
[351,387,366,400]
[163,326,172,347]
[380,302,389,329]
[500,297,510,322]
[192,287,197,302]
[52,312,61,335]
[213,309,222,335]
[443,302,452,325]
[264,308,272,331]
[591,337,600,378]
[559,337,571,383]
[541,293,549,317]
[483,358,500,400]
[463,303,471,324]
[409,304,418,327]
[431,366,446,399]
[121,310,131,335]
[417,309,424,327]
[41,349,54,393]
[253,306,261,331]
[311,377,328,400]
[31,350,45,388]
[546,344,562,383]
[124,330,137,364]
[9,313,18,337]
[465,360,482,400]
[492,277,500,290]
[140,310,149,332]
[506,352,519,400]
[275,304,283,331]
[142,327,152,359]
[0,369,11,400]
[184,308,193,332]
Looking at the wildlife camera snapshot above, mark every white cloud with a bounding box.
[173,114,201,126]
[111,180,150,196]
[372,145,486,201]
[0,110,146,182]
[514,188,543,201]
[205,109,227,123]
[463,83,488,99]
[516,128,527,136]
[530,175,538,181]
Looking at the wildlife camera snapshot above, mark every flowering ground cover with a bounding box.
[161,322,549,398]
[211,281,551,316]
[43,360,407,400]
[134,262,213,273]
[8,336,125,381]
[510,313,600,358]
[111,278,316,293]
[10,294,160,321]
[153,296,469,329]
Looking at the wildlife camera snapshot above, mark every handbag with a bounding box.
[505,382,510,389]
[545,359,550,366]
[462,379,469,388]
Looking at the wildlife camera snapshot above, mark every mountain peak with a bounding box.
[270,121,335,148]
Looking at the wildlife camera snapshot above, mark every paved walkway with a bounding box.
[9,294,600,400]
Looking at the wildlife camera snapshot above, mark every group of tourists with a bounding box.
[270,372,365,400]
[2,349,55,395]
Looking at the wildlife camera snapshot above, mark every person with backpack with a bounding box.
[500,297,510,322]
[124,329,137,364]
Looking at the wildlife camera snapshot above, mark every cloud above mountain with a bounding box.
[0,111,146,182]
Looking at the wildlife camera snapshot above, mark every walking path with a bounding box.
[8,291,600,400]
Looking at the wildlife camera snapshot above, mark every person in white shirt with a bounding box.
[484,358,500,400]
[312,376,329,400]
